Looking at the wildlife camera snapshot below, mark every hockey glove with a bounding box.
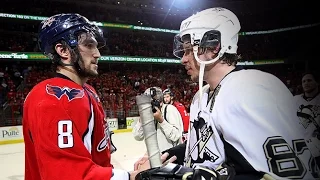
[135,162,235,180]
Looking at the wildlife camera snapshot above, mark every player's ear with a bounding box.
[55,43,70,60]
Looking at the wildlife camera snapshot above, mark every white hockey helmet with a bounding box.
[173,7,240,62]
[173,7,241,110]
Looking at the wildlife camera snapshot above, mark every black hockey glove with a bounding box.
[135,162,235,180]
[162,143,186,165]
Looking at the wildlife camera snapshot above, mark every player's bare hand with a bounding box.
[129,170,140,180]
[133,154,148,171]
[133,152,177,171]
[153,107,164,123]
[161,153,177,167]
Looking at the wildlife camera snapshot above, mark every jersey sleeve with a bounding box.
[221,74,307,179]
[30,101,115,180]
[176,103,190,132]
[132,119,144,141]
[159,105,183,142]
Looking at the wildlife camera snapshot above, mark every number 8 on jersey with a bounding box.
[58,120,74,148]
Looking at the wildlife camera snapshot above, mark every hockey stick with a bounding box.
[136,94,162,168]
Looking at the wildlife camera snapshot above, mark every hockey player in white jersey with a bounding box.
[294,72,320,176]
[134,7,317,180]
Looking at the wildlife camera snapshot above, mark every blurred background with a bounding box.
[0,0,319,127]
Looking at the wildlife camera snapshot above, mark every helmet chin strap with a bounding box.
[57,57,81,76]
[57,65,78,75]
[57,57,86,78]
[61,49,91,78]
[192,46,225,111]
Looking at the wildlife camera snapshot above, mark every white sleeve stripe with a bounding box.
[111,169,129,180]
[83,103,94,154]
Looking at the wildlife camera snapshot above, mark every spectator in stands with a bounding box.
[163,88,189,133]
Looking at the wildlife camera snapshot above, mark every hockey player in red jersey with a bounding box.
[23,13,136,180]
[163,88,190,134]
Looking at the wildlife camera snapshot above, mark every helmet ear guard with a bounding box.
[199,30,221,50]
[173,30,221,59]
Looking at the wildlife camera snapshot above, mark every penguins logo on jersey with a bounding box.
[297,104,320,130]
[186,114,219,167]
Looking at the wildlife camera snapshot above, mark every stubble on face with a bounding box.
[77,33,100,77]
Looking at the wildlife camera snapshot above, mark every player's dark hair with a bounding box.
[220,53,241,66]
[50,32,95,73]
[50,40,81,73]
[203,46,240,66]
[50,40,69,71]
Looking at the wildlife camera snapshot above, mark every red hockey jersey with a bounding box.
[173,101,190,133]
[23,76,114,180]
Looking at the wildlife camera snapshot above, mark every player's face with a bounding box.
[163,94,171,104]
[302,74,318,93]
[181,42,199,82]
[77,33,101,77]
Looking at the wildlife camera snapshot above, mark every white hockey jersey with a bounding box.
[294,93,320,130]
[294,92,320,174]
[185,69,317,180]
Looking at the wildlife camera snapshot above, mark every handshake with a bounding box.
[132,153,235,180]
